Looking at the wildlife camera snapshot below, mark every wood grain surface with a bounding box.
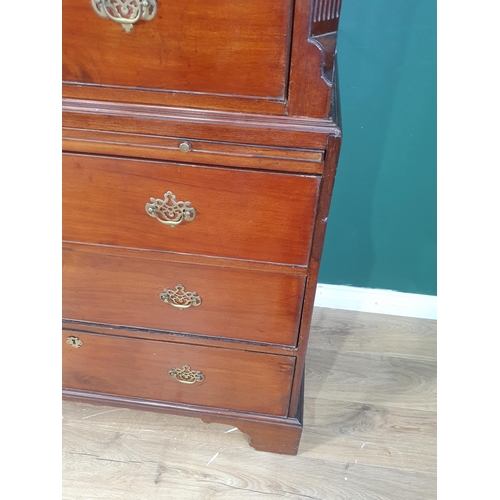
[63,0,293,99]
[63,331,295,417]
[62,127,325,175]
[63,243,306,346]
[62,153,320,265]
[63,308,437,499]
[62,0,336,118]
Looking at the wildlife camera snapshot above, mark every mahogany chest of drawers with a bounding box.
[62,0,343,455]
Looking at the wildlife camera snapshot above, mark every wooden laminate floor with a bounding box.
[62,308,437,500]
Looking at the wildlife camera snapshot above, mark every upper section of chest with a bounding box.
[63,0,342,119]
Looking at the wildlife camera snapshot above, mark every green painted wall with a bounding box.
[319,0,437,295]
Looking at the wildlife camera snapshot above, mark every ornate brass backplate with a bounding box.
[159,284,202,309]
[145,191,197,227]
[91,0,157,33]
[169,364,205,384]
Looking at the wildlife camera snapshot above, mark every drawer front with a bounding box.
[63,244,305,346]
[63,331,295,416]
[62,153,320,265]
[63,0,293,109]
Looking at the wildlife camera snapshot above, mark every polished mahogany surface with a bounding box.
[62,127,325,174]
[62,153,320,265]
[63,243,306,346]
[63,0,293,97]
[63,331,295,416]
[63,0,293,112]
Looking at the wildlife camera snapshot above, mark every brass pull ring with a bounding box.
[91,0,157,33]
[169,365,205,384]
[145,191,196,227]
[159,284,202,309]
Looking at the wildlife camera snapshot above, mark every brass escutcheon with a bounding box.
[159,284,202,309]
[169,364,205,384]
[66,336,83,348]
[145,191,196,227]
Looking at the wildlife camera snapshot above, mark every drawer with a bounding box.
[62,331,295,416]
[62,0,293,113]
[62,153,320,266]
[63,244,306,346]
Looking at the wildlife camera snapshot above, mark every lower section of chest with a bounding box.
[62,118,340,455]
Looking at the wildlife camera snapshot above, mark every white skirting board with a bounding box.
[314,284,437,320]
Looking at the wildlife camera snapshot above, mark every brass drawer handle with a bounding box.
[159,284,202,309]
[145,191,197,227]
[169,364,205,384]
[91,0,157,33]
[66,336,83,348]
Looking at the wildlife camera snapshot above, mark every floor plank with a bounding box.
[62,308,437,500]
[301,399,436,473]
[148,442,436,500]
[310,309,437,361]
[305,349,437,412]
